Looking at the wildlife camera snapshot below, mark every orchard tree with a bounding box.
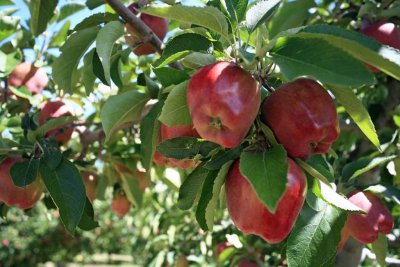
[0,0,399,266]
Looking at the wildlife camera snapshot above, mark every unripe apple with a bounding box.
[225,158,307,244]
[153,123,200,169]
[38,101,74,144]
[344,190,394,244]
[81,171,98,202]
[125,3,169,56]
[8,62,49,95]
[261,78,339,159]
[111,192,131,217]
[0,157,44,209]
[361,21,400,72]
[187,62,261,148]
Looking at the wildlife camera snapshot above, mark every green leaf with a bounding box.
[101,90,149,143]
[82,49,96,95]
[86,0,104,10]
[157,137,219,160]
[140,100,164,171]
[245,0,280,33]
[0,50,22,77]
[329,86,381,150]
[58,3,85,22]
[204,145,242,170]
[8,86,32,100]
[240,145,288,212]
[96,21,124,85]
[119,172,143,207]
[195,168,223,230]
[27,116,76,143]
[110,52,123,89]
[223,0,248,24]
[49,20,71,47]
[52,26,99,93]
[158,81,192,126]
[0,16,20,42]
[153,67,190,87]
[342,155,397,182]
[78,198,99,231]
[287,202,347,267]
[73,12,119,31]
[29,0,57,36]
[270,37,375,87]
[178,165,209,210]
[372,234,388,267]
[40,158,86,234]
[10,158,40,187]
[38,139,62,170]
[306,155,334,182]
[92,49,108,85]
[0,0,13,6]
[181,52,216,69]
[154,33,212,68]
[268,0,315,38]
[142,6,229,40]
[365,184,400,205]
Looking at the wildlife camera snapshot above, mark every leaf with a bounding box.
[10,158,40,187]
[96,21,124,84]
[157,137,219,160]
[27,116,76,143]
[195,168,224,230]
[154,33,212,68]
[40,158,86,234]
[74,12,119,31]
[158,81,192,126]
[270,37,375,87]
[0,16,20,42]
[101,90,149,143]
[204,145,242,170]
[312,179,365,213]
[181,52,216,69]
[178,165,209,210]
[8,86,32,100]
[49,20,71,47]
[92,49,108,85]
[86,0,104,9]
[0,50,22,77]
[140,100,164,171]
[240,145,288,212]
[0,0,13,6]
[38,139,62,170]
[29,0,57,36]
[119,172,143,207]
[245,0,281,33]
[82,49,96,95]
[224,0,248,23]
[58,3,86,22]
[372,234,388,267]
[268,0,315,38]
[153,67,190,87]
[342,155,397,182]
[110,52,123,89]
[366,184,400,205]
[287,202,347,267]
[78,198,99,231]
[142,6,229,40]
[329,86,381,150]
[306,155,334,182]
[52,26,99,93]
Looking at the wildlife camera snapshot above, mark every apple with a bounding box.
[111,192,131,217]
[225,158,307,243]
[261,78,339,159]
[115,162,150,191]
[8,62,49,95]
[38,100,74,144]
[0,157,44,209]
[125,3,169,56]
[238,259,260,267]
[81,171,98,202]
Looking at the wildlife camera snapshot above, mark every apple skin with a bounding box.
[153,123,200,169]
[344,190,394,244]
[81,171,98,202]
[8,62,49,95]
[0,157,44,209]
[215,241,233,257]
[225,158,307,244]
[261,78,339,159]
[187,62,261,148]
[361,21,400,72]
[38,101,74,144]
[238,259,260,267]
[111,193,131,217]
[125,3,168,56]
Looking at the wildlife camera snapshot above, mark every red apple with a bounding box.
[238,259,260,267]
[111,192,131,217]
[81,171,98,202]
[225,158,307,244]
[8,62,49,95]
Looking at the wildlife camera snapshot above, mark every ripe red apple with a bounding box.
[38,101,74,144]
[8,62,49,95]
[261,78,339,159]
[0,157,44,209]
[153,123,200,169]
[115,162,150,191]
[111,192,131,217]
[361,21,400,72]
[344,190,394,244]
[125,3,169,56]
[238,259,260,267]
[225,158,306,244]
[81,171,98,202]
[187,62,261,148]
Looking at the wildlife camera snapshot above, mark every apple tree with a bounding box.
[0,0,399,266]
